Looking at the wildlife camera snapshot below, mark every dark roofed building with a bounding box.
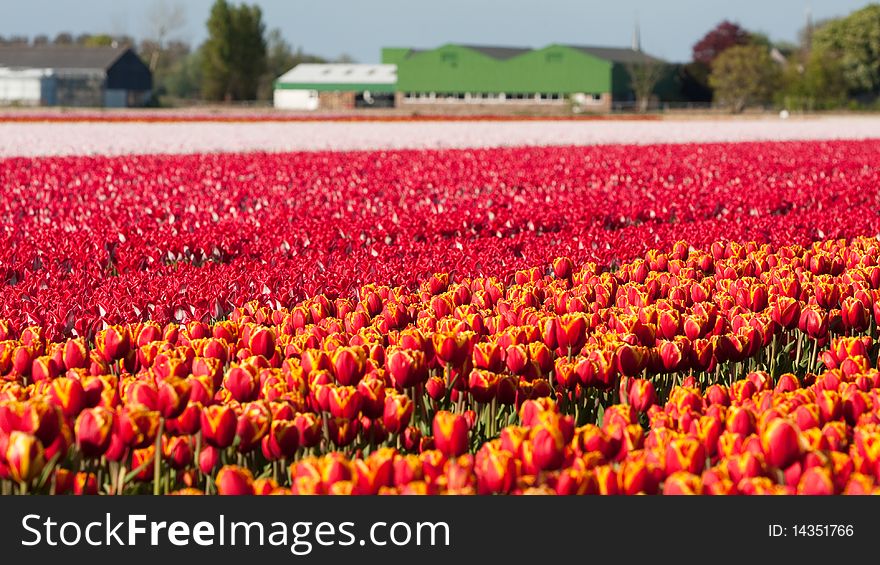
[563,45,665,65]
[0,45,152,107]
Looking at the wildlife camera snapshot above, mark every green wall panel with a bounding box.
[384,44,613,94]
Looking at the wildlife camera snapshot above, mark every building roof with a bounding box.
[276,64,397,86]
[0,45,131,70]
[457,45,532,60]
[396,43,665,64]
[563,45,666,64]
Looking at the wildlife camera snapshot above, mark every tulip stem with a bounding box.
[321,412,330,451]
[153,418,164,496]
[96,466,104,494]
[769,335,777,378]
[810,339,819,374]
[117,460,128,495]
[194,432,202,485]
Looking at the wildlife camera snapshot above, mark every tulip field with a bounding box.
[4,126,880,495]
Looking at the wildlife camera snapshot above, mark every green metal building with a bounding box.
[382,43,667,110]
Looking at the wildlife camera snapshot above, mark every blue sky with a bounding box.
[0,0,873,63]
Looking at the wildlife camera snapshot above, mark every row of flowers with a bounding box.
[2,235,880,494]
[0,113,658,123]
[2,140,879,339]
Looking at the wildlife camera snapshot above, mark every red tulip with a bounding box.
[663,471,703,495]
[472,342,504,372]
[356,375,386,419]
[224,366,259,403]
[118,406,161,449]
[665,437,706,475]
[247,327,276,359]
[95,326,130,362]
[433,411,469,457]
[328,417,360,447]
[47,377,86,418]
[157,376,191,419]
[235,402,272,452]
[628,379,656,412]
[198,445,220,474]
[797,466,835,495]
[6,431,45,484]
[75,407,115,457]
[163,436,193,470]
[760,418,804,469]
[385,347,427,388]
[383,393,414,434]
[431,332,471,367]
[73,472,99,495]
[200,404,237,449]
[555,314,587,353]
[263,419,300,460]
[216,465,255,495]
[294,412,322,448]
[332,346,367,386]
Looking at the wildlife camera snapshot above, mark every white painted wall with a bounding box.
[0,69,48,105]
[274,89,319,111]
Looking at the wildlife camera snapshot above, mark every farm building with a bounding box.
[382,43,668,111]
[273,64,397,110]
[0,45,152,107]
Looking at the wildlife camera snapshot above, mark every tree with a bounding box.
[146,0,186,72]
[709,44,782,112]
[53,33,74,45]
[141,38,194,103]
[163,48,203,100]
[258,28,296,100]
[692,20,752,67]
[32,35,50,46]
[779,49,848,110]
[0,35,28,46]
[624,60,666,112]
[202,0,234,100]
[292,46,328,66]
[688,21,757,103]
[677,62,713,102]
[812,4,880,95]
[83,34,115,47]
[201,0,266,101]
[230,3,267,100]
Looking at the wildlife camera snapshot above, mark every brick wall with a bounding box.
[318,91,355,110]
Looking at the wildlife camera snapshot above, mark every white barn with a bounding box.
[273,64,397,111]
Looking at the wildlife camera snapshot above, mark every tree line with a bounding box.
[679,4,880,112]
[0,0,352,105]
[3,1,880,111]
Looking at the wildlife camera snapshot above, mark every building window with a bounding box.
[441,53,458,64]
[546,52,562,63]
